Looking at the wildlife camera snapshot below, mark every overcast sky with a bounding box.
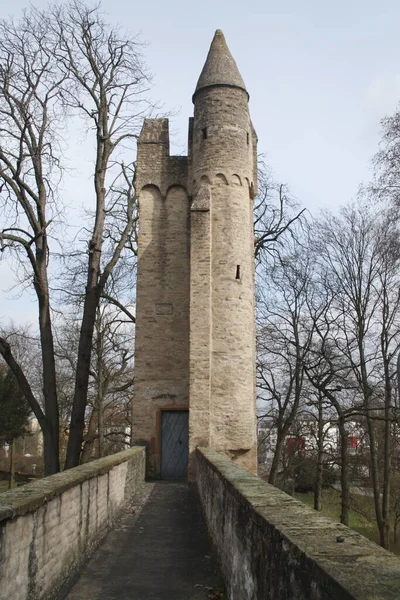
[1,0,400,324]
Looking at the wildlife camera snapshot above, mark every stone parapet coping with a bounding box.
[197,447,400,600]
[0,446,145,522]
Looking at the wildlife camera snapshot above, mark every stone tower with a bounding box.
[133,30,258,478]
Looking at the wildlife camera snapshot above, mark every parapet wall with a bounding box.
[196,448,400,600]
[0,447,146,600]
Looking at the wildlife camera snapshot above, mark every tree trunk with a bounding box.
[65,289,100,468]
[314,458,323,511]
[269,429,285,486]
[96,311,105,458]
[98,391,104,457]
[367,414,387,547]
[381,354,393,550]
[35,241,60,475]
[359,337,386,547]
[9,439,15,490]
[38,301,60,475]
[338,416,350,527]
[65,165,107,469]
[81,406,99,463]
[314,397,324,511]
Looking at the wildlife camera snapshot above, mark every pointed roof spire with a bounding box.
[193,30,248,102]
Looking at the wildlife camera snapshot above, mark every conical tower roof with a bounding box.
[193,30,248,101]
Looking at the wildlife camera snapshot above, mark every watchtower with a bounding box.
[132,30,258,478]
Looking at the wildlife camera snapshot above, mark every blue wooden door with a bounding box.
[161,411,189,479]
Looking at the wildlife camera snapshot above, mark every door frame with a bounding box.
[158,407,189,479]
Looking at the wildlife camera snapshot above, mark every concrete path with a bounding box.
[64,482,221,600]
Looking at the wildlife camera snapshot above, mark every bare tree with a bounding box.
[257,226,315,485]
[304,336,355,526]
[253,161,305,261]
[0,2,150,472]
[86,302,134,460]
[0,9,67,473]
[301,256,358,525]
[373,107,400,207]
[371,217,400,547]
[310,203,400,547]
[48,2,147,468]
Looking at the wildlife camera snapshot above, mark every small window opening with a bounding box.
[246,132,250,145]
[202,127,208,140]
[235,265,241,280]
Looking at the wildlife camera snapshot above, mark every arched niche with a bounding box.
[165,185,190,229]
[164,185,190,288]
[139,185,163,235]
[139,184,162,228]
[140,183,162,196]
[165,184,188,198]
[232,174,242,186]
[215,173,229,186]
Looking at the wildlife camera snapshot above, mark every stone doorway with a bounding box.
[161,410,189,479]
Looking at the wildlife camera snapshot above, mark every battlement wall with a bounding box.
[0,447,146,600]
[196,448,400,600]
[136,118,188,195]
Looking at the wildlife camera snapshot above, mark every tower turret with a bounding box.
[188,30,258,475]
[190,30,256,192]
[133,30,258,479]
[193,29,248,99]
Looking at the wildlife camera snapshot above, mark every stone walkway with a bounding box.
[64,482,220,600]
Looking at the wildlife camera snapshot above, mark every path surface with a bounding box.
[64,482,219,600]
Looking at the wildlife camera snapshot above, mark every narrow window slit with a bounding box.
[202,127,208,139]
[246,132,250,145]
[235,265,241,280]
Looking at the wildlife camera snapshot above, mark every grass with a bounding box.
[294,488,400,554]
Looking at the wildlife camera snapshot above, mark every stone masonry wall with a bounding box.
[190,86,254,186]
[133,182,190,475]
[189,184,212,478]
[133,117,190,477]
[189,83,258,474]
[196,448,400,600]
[0,447,145,600]
[209,177,256,470]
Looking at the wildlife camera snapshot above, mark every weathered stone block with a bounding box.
[196,448,400,600]
[0,447,146,600]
